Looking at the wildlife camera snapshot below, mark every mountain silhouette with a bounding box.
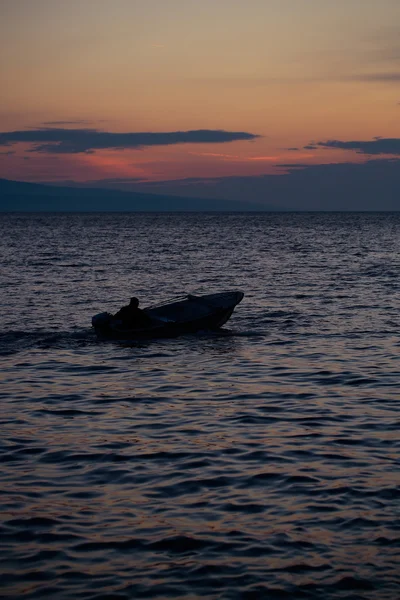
[0,178,270,212]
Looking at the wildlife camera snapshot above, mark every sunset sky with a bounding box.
[1,0,399,203]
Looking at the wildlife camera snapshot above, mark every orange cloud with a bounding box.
[247,156,279,161]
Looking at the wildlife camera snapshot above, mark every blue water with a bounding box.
[0,212,399,600]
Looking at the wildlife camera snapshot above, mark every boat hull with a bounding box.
[92,291,243,340]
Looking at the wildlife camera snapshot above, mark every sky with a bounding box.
[0,0,399,207]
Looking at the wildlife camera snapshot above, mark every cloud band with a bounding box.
[306,138,400,155]
[0,128,260,154]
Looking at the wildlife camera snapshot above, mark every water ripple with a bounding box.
[0,212,399,599]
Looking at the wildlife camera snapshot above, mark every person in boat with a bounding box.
[113,297,152,328]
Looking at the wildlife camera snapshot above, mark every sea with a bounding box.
[0,212,399,600]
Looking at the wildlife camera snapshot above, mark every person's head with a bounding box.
[129,297,139,308]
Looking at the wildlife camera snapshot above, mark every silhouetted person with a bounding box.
[114,297,152,328]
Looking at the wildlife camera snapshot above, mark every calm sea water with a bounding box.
[0,212,399,600]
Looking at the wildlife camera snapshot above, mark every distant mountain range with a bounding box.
[0,178,270,212]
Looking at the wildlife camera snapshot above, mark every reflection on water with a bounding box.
[0,212,399,599]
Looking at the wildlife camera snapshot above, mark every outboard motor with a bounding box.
[92,312,112,328]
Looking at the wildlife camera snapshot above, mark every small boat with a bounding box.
[92,291,244,340]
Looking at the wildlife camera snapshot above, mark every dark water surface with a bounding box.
[0,212,399,600]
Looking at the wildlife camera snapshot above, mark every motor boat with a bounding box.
[92,291,244,340]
